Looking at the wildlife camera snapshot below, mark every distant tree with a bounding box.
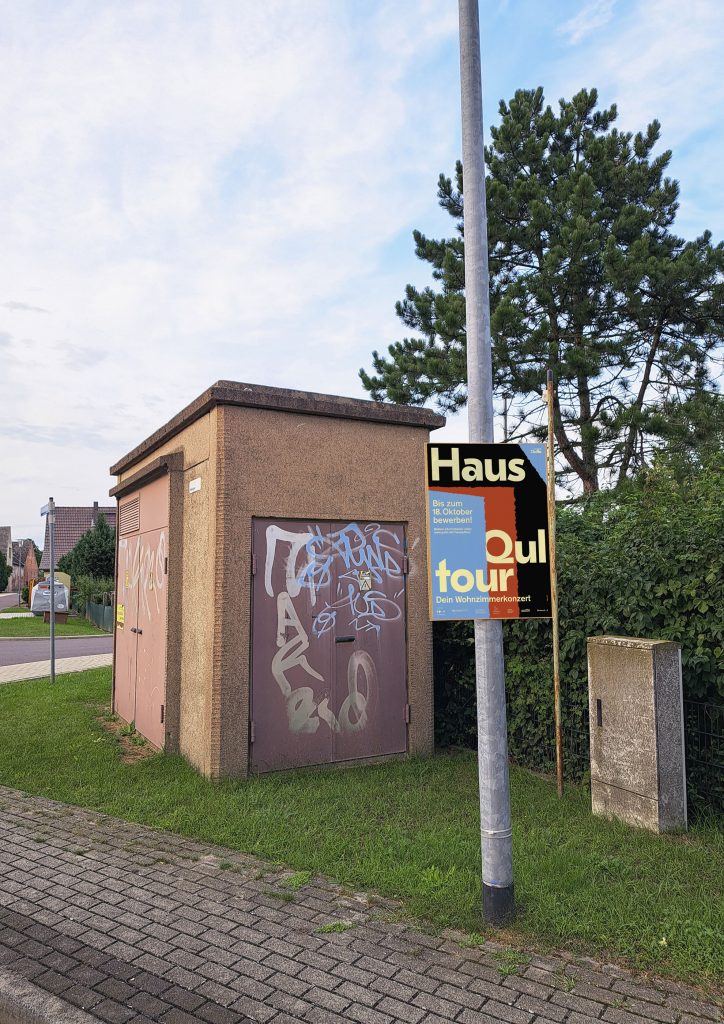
[32,541,42,567]
[361,87,724,492]
[0,552,10,592]
[57,515,115,579]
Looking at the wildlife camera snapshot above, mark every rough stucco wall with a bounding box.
[116,413,211,484]
[115,411,216,776]
[214,404,435,779]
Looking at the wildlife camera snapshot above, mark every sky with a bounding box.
[1,0,722,546]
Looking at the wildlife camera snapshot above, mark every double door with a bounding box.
[251,517,408,772]
[114,476,169,749]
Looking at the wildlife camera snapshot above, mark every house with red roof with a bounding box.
[39,502,116,572]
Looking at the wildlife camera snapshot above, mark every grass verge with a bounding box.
[0,668,721,987]
[0,616,107,637]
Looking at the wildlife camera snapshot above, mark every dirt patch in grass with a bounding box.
[96,705,158,764]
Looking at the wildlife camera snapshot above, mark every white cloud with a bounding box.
[559,0,615,45]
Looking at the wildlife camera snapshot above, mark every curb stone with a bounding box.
[0,968,99,1024]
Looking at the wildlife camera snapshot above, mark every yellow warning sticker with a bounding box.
[358,570,372,592]
[117,603,125,628]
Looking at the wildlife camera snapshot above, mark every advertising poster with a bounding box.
[426,442,552,620]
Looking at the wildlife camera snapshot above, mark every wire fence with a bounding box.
[439,681,723,818]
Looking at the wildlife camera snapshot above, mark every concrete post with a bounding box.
[587,636,687,833]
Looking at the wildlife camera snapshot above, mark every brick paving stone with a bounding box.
[612,979,667,1004]
[552,989,608,1017]
[566,1014,608,1024]
[195,980,242,1007]
[434,981,487,1011]
[265,988,312,1016]
[514,992,568,1020]
[92,999,137,1023]
[375,995,427,1023]
[468,975,518,1004]
[297,965,342,992]
[603,1007,679,1024]
[476,998,537,1024]
[227,996,277,1022]
[303,1008,350,1024]
[665,995,722,1020]
[411,989,467,1018]
[95,977,138,1002]
[163,984,208,1011]
[128,990,176,1017]
[129,970,173,996]
[163,964,205,989]
[370,974,420,1003]
[198,1001,253,1024]
[63,982,105,1010]
[159,1008,218,1024]
[346,1003,395,1024]
[304,985,351,1013]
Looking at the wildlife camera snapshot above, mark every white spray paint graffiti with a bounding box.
[119,531,166,618]
[264,522,401,735]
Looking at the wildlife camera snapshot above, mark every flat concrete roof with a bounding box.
[110,380,446,476]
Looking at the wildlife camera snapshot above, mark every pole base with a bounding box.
[483,882,515,925]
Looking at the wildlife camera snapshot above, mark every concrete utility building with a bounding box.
[110,381,444,779]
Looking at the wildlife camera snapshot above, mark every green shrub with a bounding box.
[73,575,115,614]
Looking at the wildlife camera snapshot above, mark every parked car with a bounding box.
[30,580,69,616]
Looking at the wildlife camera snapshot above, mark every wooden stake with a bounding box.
[546,370,564,797]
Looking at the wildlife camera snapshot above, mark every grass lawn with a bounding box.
[0,615,107,637]
[0,604,27,614]
[0,669,721,987]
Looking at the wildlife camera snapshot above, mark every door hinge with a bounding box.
[404,703,410,724]
[160,704,165,724]
[402,555,409,574]
[251,555,257,576]
[164,556,168,575]
[249,720,255,743]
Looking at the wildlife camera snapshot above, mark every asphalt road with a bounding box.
[0,593,23,611]
[0,635,113,667]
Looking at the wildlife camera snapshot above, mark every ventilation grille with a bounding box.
[119,496,140,535]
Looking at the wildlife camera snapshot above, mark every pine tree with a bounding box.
[360,87,724,492]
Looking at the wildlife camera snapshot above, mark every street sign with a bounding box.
[425,442,552,621]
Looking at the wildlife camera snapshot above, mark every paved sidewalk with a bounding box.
[0,788,721,1024]
[0,653,113,684]
[0,612,33,619]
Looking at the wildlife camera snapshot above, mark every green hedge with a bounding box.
[434,454,724,811]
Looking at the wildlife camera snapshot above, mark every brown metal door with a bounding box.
[251,518,407,773]
[113,477,168,748]
[115,512,140,725]
[328,522,408,762]
[134,524,168,748]
[251,519,334,772]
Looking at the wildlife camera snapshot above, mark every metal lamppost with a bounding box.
[458,0,515,923]
[40,498,56,685]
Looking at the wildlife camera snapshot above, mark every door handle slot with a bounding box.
[335,636,355,644]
